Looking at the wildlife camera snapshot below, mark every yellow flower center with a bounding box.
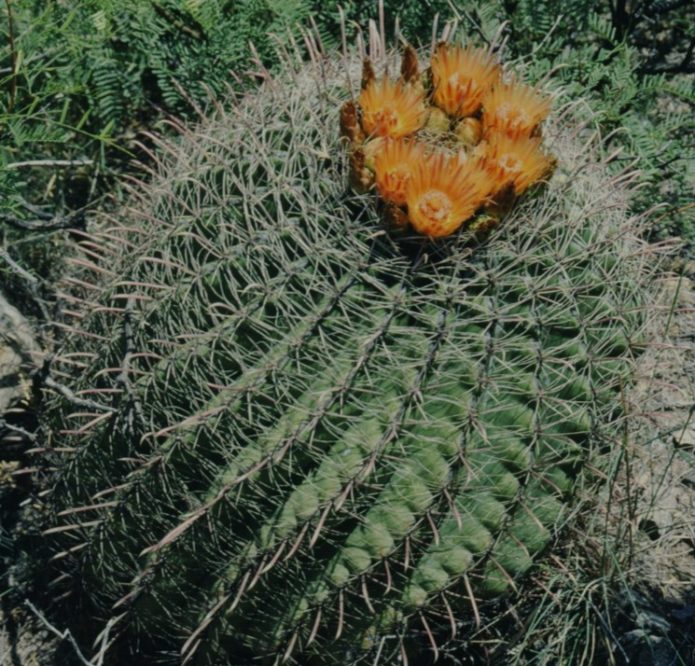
[496,103,530,128]
[496,103,511,119]
[498,154,522,175]
[445,73,477,110]
[417,190,453,223]
[447,72,462,89]
[448,72,475,93]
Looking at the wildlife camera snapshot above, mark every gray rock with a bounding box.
[0,291,40,413]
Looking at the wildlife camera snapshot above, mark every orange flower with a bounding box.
[480,135,553,195]
[431,44,500,118]
[359,78,427,138]
[406,153,491,237]
[482,81,551,139]
[374,139,426,206]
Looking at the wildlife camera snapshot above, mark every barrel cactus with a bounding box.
[36,23,655,666]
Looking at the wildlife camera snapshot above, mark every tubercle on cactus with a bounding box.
[341,42,554,239]
[209,249,601,661]
[31,15,662,666]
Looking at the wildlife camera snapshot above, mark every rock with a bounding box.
[0,606,58,666]
[672,604,695,622]
[673,427,695,450]
[0,291,40,413]
[636,609,672,634]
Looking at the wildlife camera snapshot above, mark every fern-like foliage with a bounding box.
[1,1,455,311]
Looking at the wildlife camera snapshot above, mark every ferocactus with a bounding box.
[30,16,657,666]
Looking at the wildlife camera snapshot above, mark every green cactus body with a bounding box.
[37,45,655,665]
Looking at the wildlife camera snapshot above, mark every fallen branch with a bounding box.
[5,159,94,169]
[0,210,84,232]
[0,246,51,322]
[43,375,117,414]
[0,417,37,443]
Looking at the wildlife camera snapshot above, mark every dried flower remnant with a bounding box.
[339,100,364,144]
[482,81,551,140]
[349,147,374,194]
[359,78,427,139]
[431,44,500,118]
[406,154,491,238]
[361,58,376,90]
[382,201,410,229]
[400,44,420,84]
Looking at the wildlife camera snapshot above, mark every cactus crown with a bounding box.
[343,42,554,239]
[36,22,657,666]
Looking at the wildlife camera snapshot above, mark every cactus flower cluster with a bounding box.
[341,43,555,238]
